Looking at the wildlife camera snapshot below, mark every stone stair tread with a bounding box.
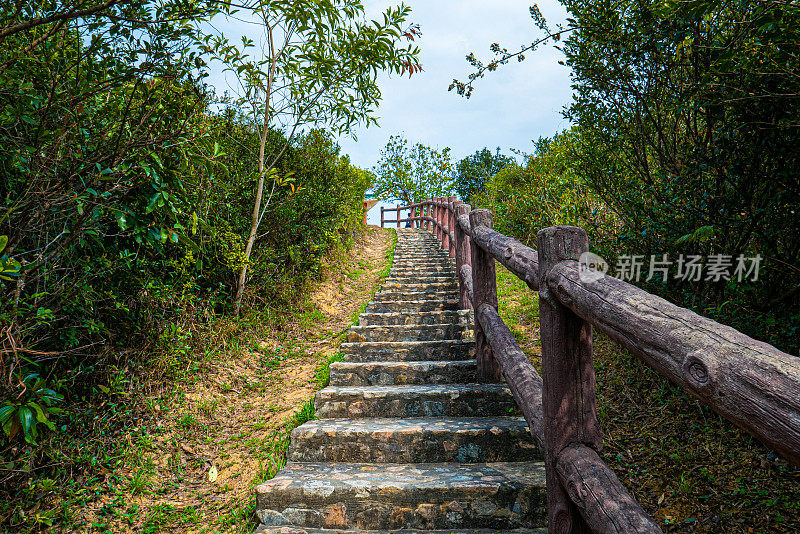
[347,324,472,343]
[365,300,461,314]
[256,462,546,530]
[329,360,477,386]
[358,310,472,327]
[317,384,512,396]
[288,417,540,463]
[373,291,459,302]
[314,384,515,418]
[341,340,474,362]
[257,526,546,534]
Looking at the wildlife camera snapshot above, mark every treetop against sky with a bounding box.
[206,0,573,169]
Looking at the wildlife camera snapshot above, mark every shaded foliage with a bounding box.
[454,147,513,202]
[0,1,372,450]
[472,131,620,261]
[560,0,800,353]
[465,0,800,354]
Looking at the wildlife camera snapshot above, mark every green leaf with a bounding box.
[18,406,33,440]
[0,405,14,424]
[0,236,7,253]
[27,402,54,430]
[2,416,16,439]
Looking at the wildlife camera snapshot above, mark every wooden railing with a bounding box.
[382,197,800,534]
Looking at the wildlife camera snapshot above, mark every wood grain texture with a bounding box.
[477,303,545,451]
[537,226,599,534]
[556,444,661,534]
[447,196,457,257]
[457,214,472,238]
[547,259,800,466]
[459,265,474,307]
[454,203,473,310]
[469,209,501,383]
[471,225,539,290]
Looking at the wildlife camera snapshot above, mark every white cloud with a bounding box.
[204,0,574,172]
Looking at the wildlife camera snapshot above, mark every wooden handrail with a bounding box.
[390,196,800,533]
[477,303,544,449]
[547,259,800,465]
[556,444,661,533]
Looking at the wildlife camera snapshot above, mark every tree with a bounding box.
[454,147,514,202]
[372,134,455,205]
[0,0,218,366]
[452,0,800,352]
[207,0,422,313]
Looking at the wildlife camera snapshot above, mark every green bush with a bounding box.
[473,130,619,260]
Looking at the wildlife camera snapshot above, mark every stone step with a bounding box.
[365,300,460,314]
[391,265,456,271]
[374,291,459,302]
[329,360,477,386]
[341,340,474,362]
[346,324,472,343]
[358,310,472,326]
[393,253,452,259]
[255,462,546,530]
[314,384,516,418]
[392,258,453,264]
[288,417,541,463]
[385,273,456,281]
[256,528,547,534]
[381,282,458,292]
[390,265,455,272]
[394,254,451,259]
[389,272,457,280]
[383,278,456,287]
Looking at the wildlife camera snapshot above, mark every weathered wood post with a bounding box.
[432,199,438,239]
[380,206,385,228]
[427,201,431,231]
[435,198,443,245]
[537,226,600,534]
[454,202,473,310]
[396,204,401,228]
[445,196,455,258]
[469,209,501,382]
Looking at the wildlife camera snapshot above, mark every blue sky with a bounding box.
[339,1,573,172]
[340,1,574,223]
[207,1,573,224]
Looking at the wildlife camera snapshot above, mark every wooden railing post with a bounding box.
[396,203,401,228]
[427,202,431,231]
[446,196,456,258]
[380,206,385,228]
[469,209,501,382]
[537,226,600,534]
[455,202,472,310]
[432,199,438,239]
[440,197,450,254]
[435,198,442,244]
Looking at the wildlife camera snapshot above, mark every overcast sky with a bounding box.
[338,0,573,169]
[208,1,574,223]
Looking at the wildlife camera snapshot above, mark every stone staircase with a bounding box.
[255,228,547,533]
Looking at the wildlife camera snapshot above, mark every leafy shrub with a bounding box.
[473,130,620,260]
[0,373,62,445]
